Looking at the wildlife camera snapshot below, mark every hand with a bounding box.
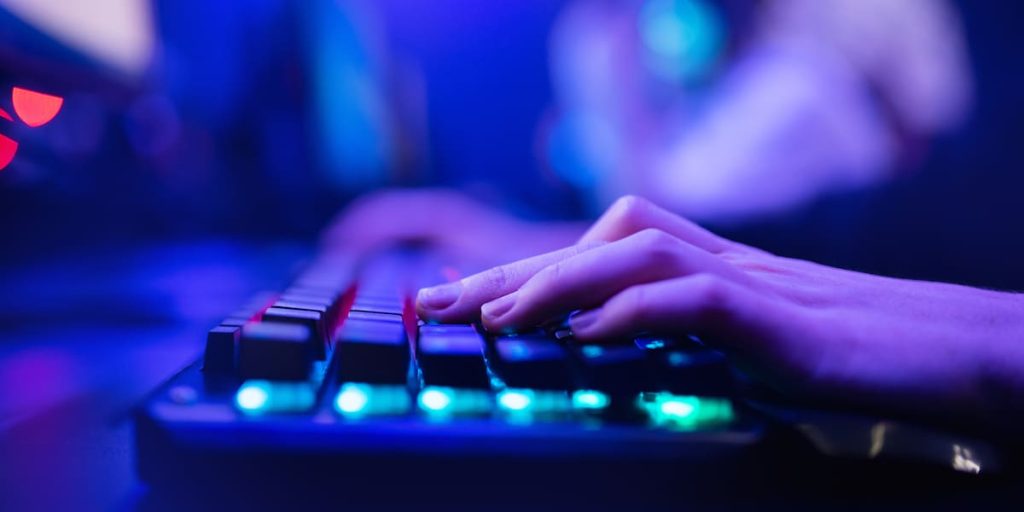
[322,188,584,265]
[417,196,1024,425]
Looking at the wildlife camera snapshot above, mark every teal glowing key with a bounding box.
[417,386,491,419]
[236,381,271,413]
[334,383,410,418]
[418,387,453,412]
[335,383,370,415]
[497,389,572,423]
[497,389,534,412]
[235,380,315,415]
[637,392,734,430]
[572,389,610,411]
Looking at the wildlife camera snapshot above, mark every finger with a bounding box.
[580,195,736,253]
[416,241,606,322]
[569,274,779,348]
[481,228,745,332]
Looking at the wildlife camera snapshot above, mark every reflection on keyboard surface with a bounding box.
[135,249,762,503]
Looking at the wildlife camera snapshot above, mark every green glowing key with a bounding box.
[637,392,734,430]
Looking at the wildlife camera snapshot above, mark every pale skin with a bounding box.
[415,196,1024,428]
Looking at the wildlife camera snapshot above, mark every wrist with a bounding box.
[975,293,1024,425]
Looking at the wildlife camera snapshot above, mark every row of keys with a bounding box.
[234,378,736,432]
[203,257,357,380]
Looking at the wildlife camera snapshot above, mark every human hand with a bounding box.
[322,188,584,265]
[417,196,1024,424]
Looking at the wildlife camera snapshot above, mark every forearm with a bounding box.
[976,293,1024,427]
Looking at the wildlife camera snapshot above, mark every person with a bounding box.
[547,0,972,221]
[413,195,1024,431]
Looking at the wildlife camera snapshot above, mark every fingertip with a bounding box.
[569,308,616,342]
[417,282,462,310]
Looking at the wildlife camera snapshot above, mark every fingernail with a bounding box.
[481,293,517,320]
[570,309,601,334]
[418,282,462,310]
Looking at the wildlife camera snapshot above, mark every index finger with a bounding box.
[416,241,606,322]
[580,195,735,253]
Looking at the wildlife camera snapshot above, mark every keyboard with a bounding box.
[134,248,1004,507]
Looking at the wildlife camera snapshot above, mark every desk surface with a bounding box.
[0,240,307,511]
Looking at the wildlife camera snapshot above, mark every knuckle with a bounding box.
[633,229,685,268]
[689,274,731,317]
[481,264,516,291]
[529,261,565,291]
[607,195,651,232]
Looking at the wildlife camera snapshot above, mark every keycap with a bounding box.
[273,300,336,335]
[273,300,329,316]
[349,296,405,316]
[203,325,240,374]
[346,310,403,324]
[571,344,649,394]
[261,307,328,359]
[492,336,572,390]
[638,340,734,396]
[418,325,490,389]
[237,322,313,381]
[279,294,340,326]
[335,319,410,385]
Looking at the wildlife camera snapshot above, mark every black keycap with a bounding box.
[346,310,403,324]
[350,296,404,316]
[418,325,490,389]
[638,338,734,396]
[237,322,313,381]
[492,336,572,390]
[279,294,340,326]
[571,344,649,394]
[261,307,328,359]
[274,300,328,316]
[274,300,337,334]
[203,325,240,374]
[219,316,250,328]
[335,319,409,385]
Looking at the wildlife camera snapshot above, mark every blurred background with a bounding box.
[0,0,1022,508]
[0,0,1022,283]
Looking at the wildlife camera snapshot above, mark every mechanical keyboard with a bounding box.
[134,248,1005,507]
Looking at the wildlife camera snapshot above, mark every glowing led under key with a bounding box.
[497,389,534,412]
[659,399,696,418]
[335,383,370,415]
[418,387,453,413]
[572,389,610,410]
[235,382,270,412]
